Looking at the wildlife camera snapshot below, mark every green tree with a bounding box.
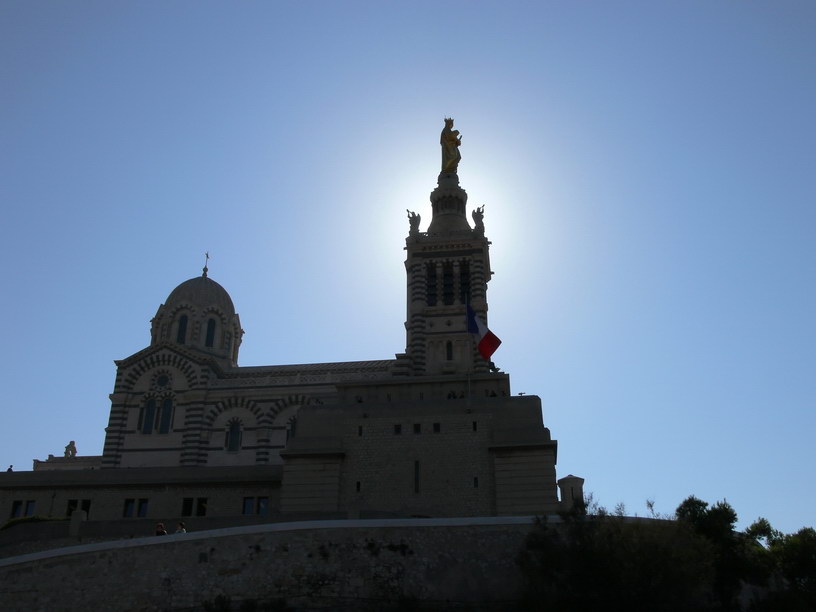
[519,511,716,611]
[774,527,816,609]
[675,496,770,610]
[520,496,812,611]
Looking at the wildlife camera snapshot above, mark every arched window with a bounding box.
[205,318,216,348]
[176,315,188,344]
[442,261,454,305]
[286,416,298,442]
[426,262,438,306]
[225,419,242,452]
[157,398,173,434]
[139,399,156,434]
[458,260,471,304]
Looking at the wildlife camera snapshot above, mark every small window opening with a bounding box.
[459,260,471,304]
[205,318,216,347]
[137,498,149,517]
[286,416,297,441]
[358,425,363,437]
[140,399,156,434]
[433,422,441,433]
[157,398,173,434]
[181,498,193,517]
[195,498,207,516]
[474,476,479,488]
[426,262,438,306]
[176,315,188,344]
[414,460,420,494]
[242,497,268,515]
[356,481,361,492]
[446,341,453,361]
[472,421,478,432]
[394,424,402,435]
[225,420,242,452]
[442,261,454,305]
[122,498,135,518]
[413,423,421,434]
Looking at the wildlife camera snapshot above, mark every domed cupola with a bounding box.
[150,266,243,366]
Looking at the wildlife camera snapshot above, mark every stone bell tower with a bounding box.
[403,119,495,376]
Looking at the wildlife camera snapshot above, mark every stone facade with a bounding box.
[0,123,582,550]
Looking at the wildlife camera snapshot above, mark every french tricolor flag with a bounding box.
[466,304,502,361]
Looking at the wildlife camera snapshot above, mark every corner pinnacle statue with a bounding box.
[440,117,462,174]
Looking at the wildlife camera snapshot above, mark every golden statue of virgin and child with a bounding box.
[440,117,462,174]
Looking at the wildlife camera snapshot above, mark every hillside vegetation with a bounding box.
[519,496,815,612]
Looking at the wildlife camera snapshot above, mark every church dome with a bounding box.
[165,275,236,318]
[150,269,243,366]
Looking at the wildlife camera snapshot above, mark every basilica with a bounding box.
[1,121,582,535]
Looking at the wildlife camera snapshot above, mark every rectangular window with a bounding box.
[10,500,22,519]
[472,421,478,432]
[242,497,270,515]
[414,460,420,494]
[24,500,36,516]
[181,497,193,517]
[81,499,91,517]
[413,423,421,434]
[474,476,479,488]
[257,497,269,516]
[358,425,363,437]
[66,499,78,516]
[433,422,441,433]
[394,424,402,435]
[356,481,361,492]
[195,498,207,517]
[137,498,149,518]
[123,498,135,518]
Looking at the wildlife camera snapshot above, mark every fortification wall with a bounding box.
[0,517,544,611]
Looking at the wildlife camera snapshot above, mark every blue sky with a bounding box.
[1,1,813,533]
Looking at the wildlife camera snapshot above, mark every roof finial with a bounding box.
[203,251,210,278]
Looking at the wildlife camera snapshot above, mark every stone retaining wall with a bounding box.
[0,517,544,611]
